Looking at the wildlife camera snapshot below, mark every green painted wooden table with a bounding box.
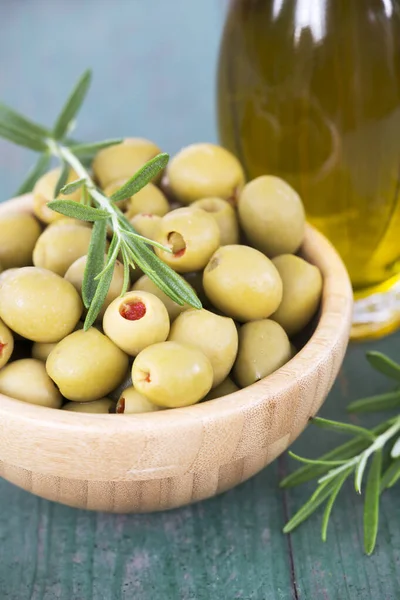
[2,335,400,599]
[1,2,399,598]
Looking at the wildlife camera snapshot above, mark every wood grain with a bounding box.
[0,194,353,512]
[0,195,352,512]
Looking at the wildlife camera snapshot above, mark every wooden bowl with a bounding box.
[0,195,353,513]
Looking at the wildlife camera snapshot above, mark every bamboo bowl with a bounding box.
[0,195,353,513]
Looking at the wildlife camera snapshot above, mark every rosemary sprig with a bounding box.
[0,69,201,327]
[282,351,400,555]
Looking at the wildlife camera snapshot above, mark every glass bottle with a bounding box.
[217,0,400,340]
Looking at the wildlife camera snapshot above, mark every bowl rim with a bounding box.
[0,194,353,480]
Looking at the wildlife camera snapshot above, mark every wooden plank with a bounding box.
[0,466,294,600]
[285,333,400,600]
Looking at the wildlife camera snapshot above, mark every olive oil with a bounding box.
[218,0,400,338]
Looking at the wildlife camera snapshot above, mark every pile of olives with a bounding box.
[0,139,322,414]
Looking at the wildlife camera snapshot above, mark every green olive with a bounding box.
[46,217,91,230]
[129,213,162,241]
[0,358,62,408]
[33,168,83,224]
[155,207,220,273]
[166,143,245,205]
[116,386,162,414]
[0,267,83,342]
[233,320,292,388]
[238,176,305,257]
[168,309,238,387]
[62,398,116,413]
[72,321,103,335]
[46,328,129,402]
[92,138,162,188]
[192,197,239,245]
[103,291,170,356]
[124,183,169,219]
[65,255,126,320]
[204,377,239,401]
[271,254,323,336]
[0,213,41,270]
[32,341,57,362]
[0,319,14,369]
[203,245,282,322]
[132,275,189,322]
[33,223,92,276]
[132,341,213,408]
[0,269,18,289]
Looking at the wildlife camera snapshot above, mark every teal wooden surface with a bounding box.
[1,335,399,599]
[1,1,400,599]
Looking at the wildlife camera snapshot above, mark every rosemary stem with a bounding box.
[318,415,400,487]
[49,140,127,245]
[0,70,201,326]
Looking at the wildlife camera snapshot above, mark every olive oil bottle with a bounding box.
[218,0,400,339]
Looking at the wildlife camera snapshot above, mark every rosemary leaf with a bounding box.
[15,152,51,195]
[355,452,370,493]
[82,219,107,308]
[110,153,169,203]
[390,436,400,458]
[121,225,200,307]
[53,70,92,140]
[127,243,184,305]
[81,185,90,206]
[120,245,132,296]
[311,416,376,441]
[54,162,69,197]
[0,102,50,138]
[79,155,95,170]
[320,461,358,486]
[123,229,173,253]
[288,451,348,467]
[308,476,338,503]
[347,389,400,413]
[83,234,119,329]
[282,440,369,488]
[69,138,122,156]
[0,121,48,152]
[280,419,395,489]
[283,475,345,534]
[129,247,183,304]
[321,469,351,542]
[84,266,114,331]
[132,241,201,307]
[366,351,400,382]
[380,458,400,491]
[47,199,109,221]
[364,449,382,555]
[60,177,86,195]
[95,237,121,281]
